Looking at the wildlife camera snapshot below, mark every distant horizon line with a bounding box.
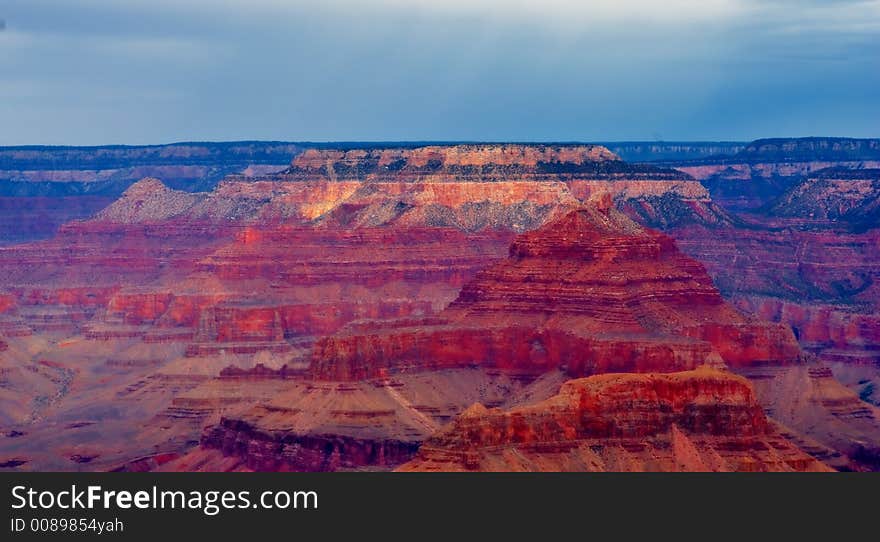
[1,136,878,150]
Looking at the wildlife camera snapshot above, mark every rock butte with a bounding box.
[1,143,725,470]
[310,203,801,381]
[398,367,830,472]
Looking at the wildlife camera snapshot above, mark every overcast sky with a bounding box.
[1,0,878,144]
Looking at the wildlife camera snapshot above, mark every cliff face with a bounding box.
[735,138,880,162]
[663,138,880,211]
[658,154,880,370]
[601,141,747,162]
[399,367,829,472]
[284,145,626,181]
[270,144,719,229]
[160,368,549,472]
[0,143,721,245]
[76,162,691,233]
[652,148,880,470]
[155,195,811,472]
[310,204,800,381]
[769,168,880,230]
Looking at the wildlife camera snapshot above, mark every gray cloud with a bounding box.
[0,0,877,144]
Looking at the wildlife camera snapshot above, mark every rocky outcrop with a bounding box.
[74,146,713,232]
[733,296,880,365]
[282,145,626,181]
[94,178,205,224]
[0,145,731,377]
[769,168,880,230]
[311,203,800,381]
[399,367,830,472]
[4,141,870,472]
[272,145,717,228]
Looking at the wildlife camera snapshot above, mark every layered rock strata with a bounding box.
[310,203,800,381]
[399,367,830,472]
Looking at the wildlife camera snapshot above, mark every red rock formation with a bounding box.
[3,143,856,472]
[399,367,830,472]
[0,145,716,363]
[311,204,800,381]
[733,297,880,365]
[107,292,175,325]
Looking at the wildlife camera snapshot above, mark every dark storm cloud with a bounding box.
[0,0,877,144]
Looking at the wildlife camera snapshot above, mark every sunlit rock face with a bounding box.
[398,367,830,472]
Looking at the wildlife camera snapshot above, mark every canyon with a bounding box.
[1,139,879,472]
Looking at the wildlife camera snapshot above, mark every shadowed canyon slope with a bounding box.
[769,168,880,230]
